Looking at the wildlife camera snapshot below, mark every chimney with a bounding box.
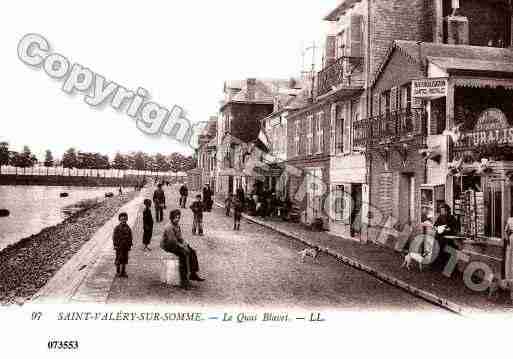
[246,78,257,101]
[445,0,469,45]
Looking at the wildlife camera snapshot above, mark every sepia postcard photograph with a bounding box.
[1,0,513,357]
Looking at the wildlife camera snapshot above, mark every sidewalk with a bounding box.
[32,190,144,304]
[231,208,513,315]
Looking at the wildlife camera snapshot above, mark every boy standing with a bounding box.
[142,199,154,251]
[233,196,243,231]
[153,183,166,222]
[112,212,133,278]
[225,193,233,217]
[190,194,204,236]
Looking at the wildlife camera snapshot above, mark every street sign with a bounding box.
[412,77,448,100]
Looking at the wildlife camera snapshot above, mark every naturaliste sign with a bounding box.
[456,108,513,147]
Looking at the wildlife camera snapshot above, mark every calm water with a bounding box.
[0,185,121,252]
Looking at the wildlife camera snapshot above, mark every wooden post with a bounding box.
[446,79,455,130]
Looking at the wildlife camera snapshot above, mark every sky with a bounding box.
[1,0,339,161]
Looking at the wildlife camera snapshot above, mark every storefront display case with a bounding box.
[420,184,445,225]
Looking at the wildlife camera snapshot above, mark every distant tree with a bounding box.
[182,155,196,172]
[144,153,155,173]
[112,152,129,176]
[11,146,37,174]
[62,148,78,175]
[95,153,110,170]
[44,150,54,167]
[155,153,169,172]
[133,151,146,172]
[43,150,54,175]
[0,142,9,175]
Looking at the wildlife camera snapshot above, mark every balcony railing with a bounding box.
[317,56,363,97]
[352,108,427,148]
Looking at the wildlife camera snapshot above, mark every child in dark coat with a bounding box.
[112,212,133,277]
[190,194,204,236]
[225,193,233,217]
[233,197,243,231]
[142,199,154,251]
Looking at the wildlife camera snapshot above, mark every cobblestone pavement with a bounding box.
[107,186,445,311]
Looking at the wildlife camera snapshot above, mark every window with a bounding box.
[337,30,347,59]
[336,104,344,154]
[381,90,391,115]
[334,185,345,221]
[306,115,313,155]
[294,120,300,156]
[316,112,324,154]
[401,84,412,111]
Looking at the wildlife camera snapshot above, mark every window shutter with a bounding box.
[372,93,380,117]
[349,15,363,58]
[390,87,398,112]
[343,106,351,154]
[330,104,337,154]
[325,35,337,67]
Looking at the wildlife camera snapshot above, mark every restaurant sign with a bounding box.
[412,78,448,99]
[456,108,513,147]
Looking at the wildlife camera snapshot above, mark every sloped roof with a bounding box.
[395,40,513,64]
[222,77,304,107]
[428,56,513,74]
[372,40,513,86]
[324,0,362,21]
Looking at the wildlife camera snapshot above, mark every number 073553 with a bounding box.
[47,340,79,350]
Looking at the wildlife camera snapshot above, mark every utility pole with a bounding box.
[301,41,318,102]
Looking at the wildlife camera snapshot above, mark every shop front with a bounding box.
[446,104,513,279]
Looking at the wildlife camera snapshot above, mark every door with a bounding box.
[228,176,234,196]
[306,168,322,223]
[399,173,415,225]
[351,184,362,236]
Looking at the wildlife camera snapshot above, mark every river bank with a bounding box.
[0,192,138,305]
[0,174,143,187]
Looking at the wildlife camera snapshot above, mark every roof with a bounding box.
[428,56,513,74]
[221,77,304,108]
[372,40,513,86]
[324,0,362,21]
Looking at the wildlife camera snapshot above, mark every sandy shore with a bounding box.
[0,192,138,305]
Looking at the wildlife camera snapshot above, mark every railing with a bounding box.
[317,56,363,96]
[352,108,427,148]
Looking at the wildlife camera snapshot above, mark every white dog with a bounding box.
[298,248,319,263]
[401,252,425,271]
[487,277,512,299]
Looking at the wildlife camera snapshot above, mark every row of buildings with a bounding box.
[191,0,513,277]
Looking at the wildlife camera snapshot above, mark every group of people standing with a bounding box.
[111,181,207,290]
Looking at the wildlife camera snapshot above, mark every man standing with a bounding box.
[179,183,189,209]
[202,184,213,212]
[153,183,166,222]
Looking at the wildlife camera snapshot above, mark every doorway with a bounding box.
[351,184,363,236]
[399,173,415,225]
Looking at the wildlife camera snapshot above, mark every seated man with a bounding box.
[160,209,205,289]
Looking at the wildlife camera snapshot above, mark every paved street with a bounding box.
[107,185,444,311]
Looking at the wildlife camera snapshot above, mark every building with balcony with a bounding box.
[216,78,301,201]
[352,0,513,279]
[257,85,306,199]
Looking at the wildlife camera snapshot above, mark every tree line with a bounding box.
[0,142,196,174]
